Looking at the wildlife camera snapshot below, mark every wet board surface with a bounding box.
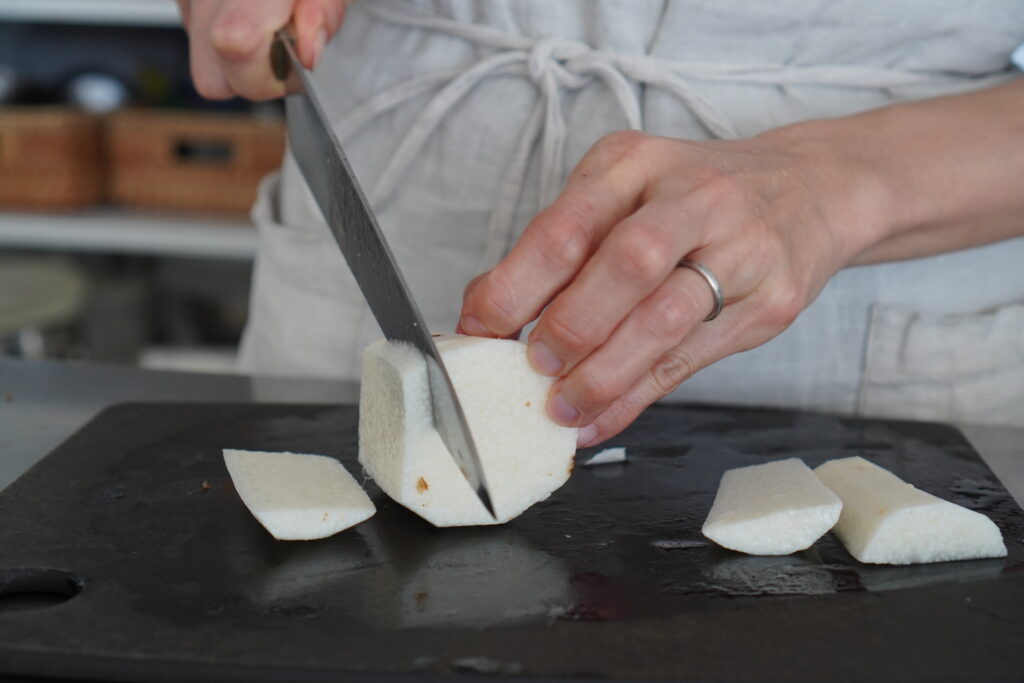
[0,402,1022,682]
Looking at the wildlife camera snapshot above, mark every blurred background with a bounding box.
[0,0,283,373]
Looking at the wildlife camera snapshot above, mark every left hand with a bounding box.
[457,126,885,447]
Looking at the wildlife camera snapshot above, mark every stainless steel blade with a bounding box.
[273,31,495,519]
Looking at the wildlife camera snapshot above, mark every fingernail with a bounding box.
[460,315,490,336]
[549,392,580,426]
[529,341,563,375]
[577,424,598,448]
[312,28,327,69]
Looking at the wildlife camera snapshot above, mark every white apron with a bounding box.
[240,0,1024,427]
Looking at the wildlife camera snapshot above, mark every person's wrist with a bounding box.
[755,114,900,268]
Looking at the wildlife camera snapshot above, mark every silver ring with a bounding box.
[678,259,724,322]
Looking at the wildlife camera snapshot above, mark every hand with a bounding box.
[458,126,887,447]
[177,0,347,100]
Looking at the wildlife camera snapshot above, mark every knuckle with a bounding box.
[462,273,486,300]
[749,224,781,263]
[618,133,662,168]
[650,348,699,397]
[595,129,648,156]
[571,367,619,412]
[643,289,695,340]
[763,277,805,328]
[543,310,591,357]
[614,222,672,283]
[472,272,520,334]
[532,213,591,271]
[696,169,746,207]
[581,130,652,178]
[210,16,262,60]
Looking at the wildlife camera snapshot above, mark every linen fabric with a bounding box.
[240,0,1024,426]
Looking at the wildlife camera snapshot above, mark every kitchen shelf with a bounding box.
[0,0,180,27]
[0,208,258,260]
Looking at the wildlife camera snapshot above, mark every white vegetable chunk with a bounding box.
[814,456,1007,565]
[582,447,627,467]
[358,335,577,526]
[223,449,375,540]
[702,458,843,555]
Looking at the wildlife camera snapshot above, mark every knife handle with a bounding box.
[270,30,293,82]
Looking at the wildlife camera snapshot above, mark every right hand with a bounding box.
[177,0,348,101]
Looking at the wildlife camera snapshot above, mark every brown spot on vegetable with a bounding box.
[567,460,575,474]
[417,477,429,493]
[525,401,531,407]
[322,512,328,522]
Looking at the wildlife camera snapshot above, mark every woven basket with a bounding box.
[0,107,104,210]
[107,109,285,215]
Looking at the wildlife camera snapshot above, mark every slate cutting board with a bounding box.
[0,402,1021,682]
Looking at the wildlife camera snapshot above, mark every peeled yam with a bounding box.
[223,449,375,540]
[702,458,843,555]
[358,334,577,526]
[814,456,1006,565]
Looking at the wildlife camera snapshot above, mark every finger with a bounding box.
[456,274,518,336]
[457,273,492,335]
[545,263,723,427]
[547,217,779,426]
[210,0,294,100]
[176,0,191,27]
[293,0,346,68]
[187,1,234,99]
[575,302,748,447]
[575,285,800,447]
[525,192,727,377]
[459,130,656,340]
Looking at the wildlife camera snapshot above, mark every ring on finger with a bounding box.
[678,259,724,322]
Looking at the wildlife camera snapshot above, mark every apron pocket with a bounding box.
[858,302,1024,427]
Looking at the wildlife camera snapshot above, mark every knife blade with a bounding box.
[271,30,496,519]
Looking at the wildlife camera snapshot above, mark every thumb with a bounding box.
[292,0,348,69]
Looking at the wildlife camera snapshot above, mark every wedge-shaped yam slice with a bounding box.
[224,449,375,540]
[814,456,1006,565]
[703,458,842,555]
[359,335,577,526]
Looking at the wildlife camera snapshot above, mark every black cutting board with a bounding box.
[0,402,1022,682]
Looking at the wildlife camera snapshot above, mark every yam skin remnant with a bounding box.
[814,456,1007,565]
[702,458,843,555]
[359,334,578,526]
[223,449,375,541]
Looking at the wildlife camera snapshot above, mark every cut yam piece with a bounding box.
[702,458,843,555]
[223,449,375,540]
[814,456,1007,565]
[582,447,627,467]
[358,334,577,527]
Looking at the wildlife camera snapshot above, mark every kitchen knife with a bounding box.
[271,30,496,519]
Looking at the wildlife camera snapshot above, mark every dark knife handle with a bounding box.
[270,31,292,82]
[270,29,303,93]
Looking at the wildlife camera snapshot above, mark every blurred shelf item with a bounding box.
[0,108,104,210]
[0,0,180,27]
[0,209,258,261]
[108,109,286,215]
